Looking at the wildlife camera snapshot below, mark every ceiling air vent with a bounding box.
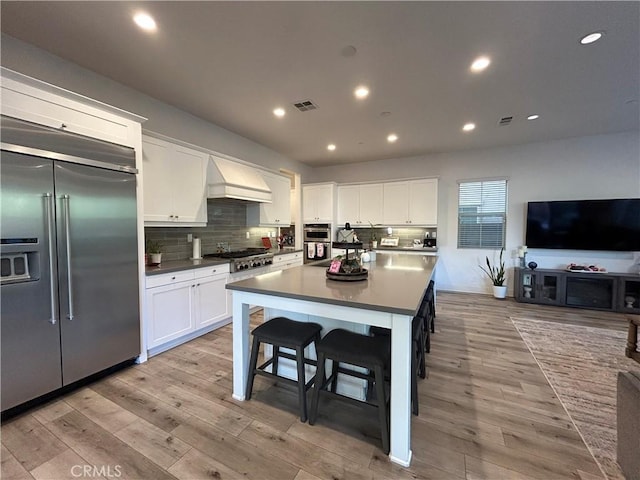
[498,116,513,126]
[293,100,318,112]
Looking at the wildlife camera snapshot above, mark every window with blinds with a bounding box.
[458,179,507,248]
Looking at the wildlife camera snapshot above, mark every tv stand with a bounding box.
[514,267,640,314]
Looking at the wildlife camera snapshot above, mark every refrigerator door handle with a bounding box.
[62,194,74,320]
[44,193,58,325]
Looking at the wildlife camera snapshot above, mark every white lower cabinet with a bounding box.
[145,264,230,354]
[146,281,195,348]
[194,271,230,329]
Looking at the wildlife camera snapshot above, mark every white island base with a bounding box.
[231,289,414,467]
[228,254,437,467]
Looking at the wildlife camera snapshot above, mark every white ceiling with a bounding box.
[1,1,638,167]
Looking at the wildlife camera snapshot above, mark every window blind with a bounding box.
[457,179,507,248]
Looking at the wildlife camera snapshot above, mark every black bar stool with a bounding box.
[369,299,428,415]
[309,328,391,454]
[426,280,436,334]
[246,316,322,422]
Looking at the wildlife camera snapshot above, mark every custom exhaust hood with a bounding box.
[207,155,272,203]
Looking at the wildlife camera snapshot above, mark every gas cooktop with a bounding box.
[204,249,273,272]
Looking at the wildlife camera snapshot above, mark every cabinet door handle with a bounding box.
[212,269,217,273]
[171,276,176,280]
[60,123,67,130]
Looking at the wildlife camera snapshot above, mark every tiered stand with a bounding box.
[326,242,368,281]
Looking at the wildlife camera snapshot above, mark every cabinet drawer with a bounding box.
[193,264,230,279]
[146,271,195,288]
[273,252,301,264]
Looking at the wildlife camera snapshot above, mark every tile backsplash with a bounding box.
[144,199,278,261]
[352,227,436,248]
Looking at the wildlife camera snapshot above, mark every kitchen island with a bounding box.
[226,252,438,467]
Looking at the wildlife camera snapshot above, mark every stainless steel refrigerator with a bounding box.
[1,116,140,412]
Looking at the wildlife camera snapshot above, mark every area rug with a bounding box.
[511,317,640,480]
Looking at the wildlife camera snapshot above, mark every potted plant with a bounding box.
[479,248,507,299]
[145,239,162,265]
[368,222,378,249]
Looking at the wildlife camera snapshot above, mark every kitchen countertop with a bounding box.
[226,252,437,316]
[145,248,303,276]
[374,246,438,253]
[145,258,229,276]
[272,248,303,255]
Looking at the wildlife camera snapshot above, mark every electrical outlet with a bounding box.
[246,231,250,239]
[187,234,193,243]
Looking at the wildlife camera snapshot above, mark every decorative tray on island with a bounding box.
[326,268,368,282]
[325,253,369,281]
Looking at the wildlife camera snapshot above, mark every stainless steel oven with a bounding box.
[303,224,331,263]
[303,224,331,242]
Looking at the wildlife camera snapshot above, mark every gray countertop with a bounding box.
[145,258,229,276]
[226,252,437,316]
[374,246,438,253]
[145,248,304,276]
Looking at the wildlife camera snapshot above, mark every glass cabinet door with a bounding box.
[620,278,640,313]
[540,275,559,302]
[521,272,537,300]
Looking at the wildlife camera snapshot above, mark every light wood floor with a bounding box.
[1,292,629,480]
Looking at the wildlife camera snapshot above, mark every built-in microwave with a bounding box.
[303,224,331,242]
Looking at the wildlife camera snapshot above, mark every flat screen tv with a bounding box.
[525,198,640,252]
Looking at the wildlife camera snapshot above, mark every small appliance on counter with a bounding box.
[423,237,437,248]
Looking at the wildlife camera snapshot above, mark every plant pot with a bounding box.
[492,285,507,299]
[372,240,378,249]
[150,253,162,265]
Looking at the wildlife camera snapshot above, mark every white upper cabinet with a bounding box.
[247,170,291,226]
[408,178,438,225]
[1,68,143,148]
[337,183,383,227]
[302,183,336,224]
[142,135,208,226]
[383,178,438,226]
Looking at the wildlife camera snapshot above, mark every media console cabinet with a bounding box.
[514,267,640,314]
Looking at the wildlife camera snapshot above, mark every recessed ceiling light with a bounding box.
[133,12,157,32]
[462,123,476,132]
[580,31,604,45]
[470,56,491,73]
[327,144,336,151]
[387,133,398,143]
[527,114,540,120]
[273,107,285,118]
[354,86,369,99]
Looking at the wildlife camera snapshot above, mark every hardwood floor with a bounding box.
[1,292,629,480]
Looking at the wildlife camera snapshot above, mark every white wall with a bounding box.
[308,132,640,294]
[0,34,312,179]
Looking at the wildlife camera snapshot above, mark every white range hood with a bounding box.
[207,155,272,203]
